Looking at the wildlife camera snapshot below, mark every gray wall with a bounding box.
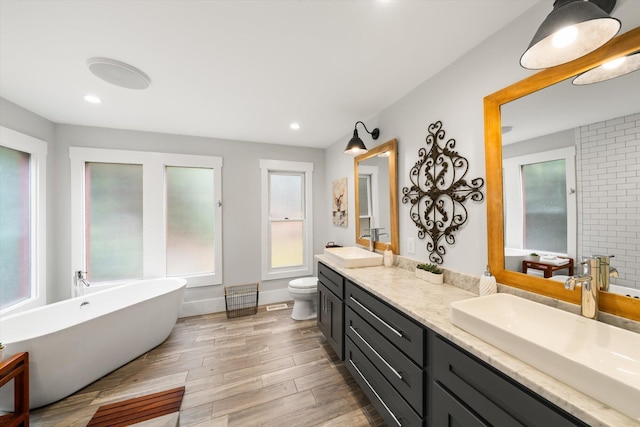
[4,1,640,306]
[1,98,326,310]
[324,3,552,275]
[1,97,58,301]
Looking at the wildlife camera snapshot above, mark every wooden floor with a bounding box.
[30,303,385,426]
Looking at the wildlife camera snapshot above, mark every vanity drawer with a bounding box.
[318,262,344,299]
[346,306,424,416]
[433,336,588,427]
[346,281,425,365]
[345,336,423,427]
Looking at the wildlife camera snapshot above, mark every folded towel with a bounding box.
[541,255,556,261]
[545,258,570,266]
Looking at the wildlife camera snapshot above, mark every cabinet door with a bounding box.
[433,336,587,427]
[432,383,490,427]
[317,282,343,359]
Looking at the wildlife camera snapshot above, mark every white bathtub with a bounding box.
[504,248,529,272]
[0,277,186,409]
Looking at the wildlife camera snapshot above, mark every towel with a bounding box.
[479,274,497,296]
[540,256,570,266]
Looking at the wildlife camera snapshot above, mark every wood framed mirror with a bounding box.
[485,27,640,321]
[354,138,399,254]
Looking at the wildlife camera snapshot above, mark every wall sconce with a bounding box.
[343,121,380,156]
[520,0,620,70]
[573,51,640,84]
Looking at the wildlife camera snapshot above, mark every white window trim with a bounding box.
[260,159,313,281]
[0,126,47,315]
[503,146,576,258]
[359,165,380,227]
[70,147,223,289]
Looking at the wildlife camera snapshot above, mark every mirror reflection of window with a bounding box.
[522,159,567,253]
[503,146,576,260]
[358,175,372,237]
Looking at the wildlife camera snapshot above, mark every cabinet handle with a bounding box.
[350,296,403,338]
[349,326,403,380]
[349,359,402,427]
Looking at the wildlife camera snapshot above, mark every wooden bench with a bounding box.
[0,352,29,427]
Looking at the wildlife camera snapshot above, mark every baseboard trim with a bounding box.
[178,288,291,318]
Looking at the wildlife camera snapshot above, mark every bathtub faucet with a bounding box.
[74,271,90,297]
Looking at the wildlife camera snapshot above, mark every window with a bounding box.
[358,165,380,237]
[85,162,143,282]
[71,148,222,288]
[260,160,313,280]
[0,126,47,314]
[522,159,567,253]
[503,147,576,257]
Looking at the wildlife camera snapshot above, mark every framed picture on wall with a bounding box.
[332,177,347,227]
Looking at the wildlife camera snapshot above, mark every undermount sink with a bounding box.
[323,246,383,268]
[450,293,640,422]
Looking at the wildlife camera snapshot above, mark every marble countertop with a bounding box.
[316,255,639,427]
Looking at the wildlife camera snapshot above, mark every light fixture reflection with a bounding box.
[573,51,640,85]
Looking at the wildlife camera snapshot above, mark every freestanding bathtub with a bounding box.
[0,277,186,409]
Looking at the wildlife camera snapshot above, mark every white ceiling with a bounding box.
[0,0,541,148]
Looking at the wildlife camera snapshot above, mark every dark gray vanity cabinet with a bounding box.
[432,336,588,427]
[315,266,594,426]
[345,280,426,427]
[317,262,345,360]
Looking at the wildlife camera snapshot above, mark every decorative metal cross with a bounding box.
[402,121,484,264]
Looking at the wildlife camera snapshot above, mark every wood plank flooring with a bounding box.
[30,303,385,426]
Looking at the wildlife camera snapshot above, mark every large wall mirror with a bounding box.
[355,138,399,254]
[485,27,640,321]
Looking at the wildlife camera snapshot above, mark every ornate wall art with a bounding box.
[402,121,484,264]
[332,177,348,227]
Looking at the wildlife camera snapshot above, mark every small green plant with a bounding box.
[416,263,443,274]
[529,252,539,257]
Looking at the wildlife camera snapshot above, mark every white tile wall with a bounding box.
[576,112,640,290]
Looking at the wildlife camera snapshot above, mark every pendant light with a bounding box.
[344,121,380,156]
[573,51,640,84]
[520,0,620,70]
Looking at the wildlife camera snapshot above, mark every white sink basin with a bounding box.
[450,293,640,422]
[323,246,383,268]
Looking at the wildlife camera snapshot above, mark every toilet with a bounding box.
[288,277,318,320]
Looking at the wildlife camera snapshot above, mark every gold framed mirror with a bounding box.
[485,27,640,321]
[354,138,399,254]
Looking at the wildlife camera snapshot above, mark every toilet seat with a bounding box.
[288,277,318,321]
[288,278,318,290]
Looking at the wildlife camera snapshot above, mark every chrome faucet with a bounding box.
[593,254,618,291]
[74,271,90,297]
[564,255,619,320]
[360,227,387,251]
[565,257,600,319]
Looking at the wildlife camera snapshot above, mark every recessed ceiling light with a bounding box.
[84,94,102,104]
[290,122,301,130]
[87,57,151,90]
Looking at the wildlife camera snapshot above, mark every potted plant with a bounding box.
[0,342,4,362]
[525,252,540,262]
[416,263,444,285]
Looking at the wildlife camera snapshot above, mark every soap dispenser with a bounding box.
[383,245,393,267]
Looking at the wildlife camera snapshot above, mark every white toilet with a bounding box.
[288,277,318,320]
